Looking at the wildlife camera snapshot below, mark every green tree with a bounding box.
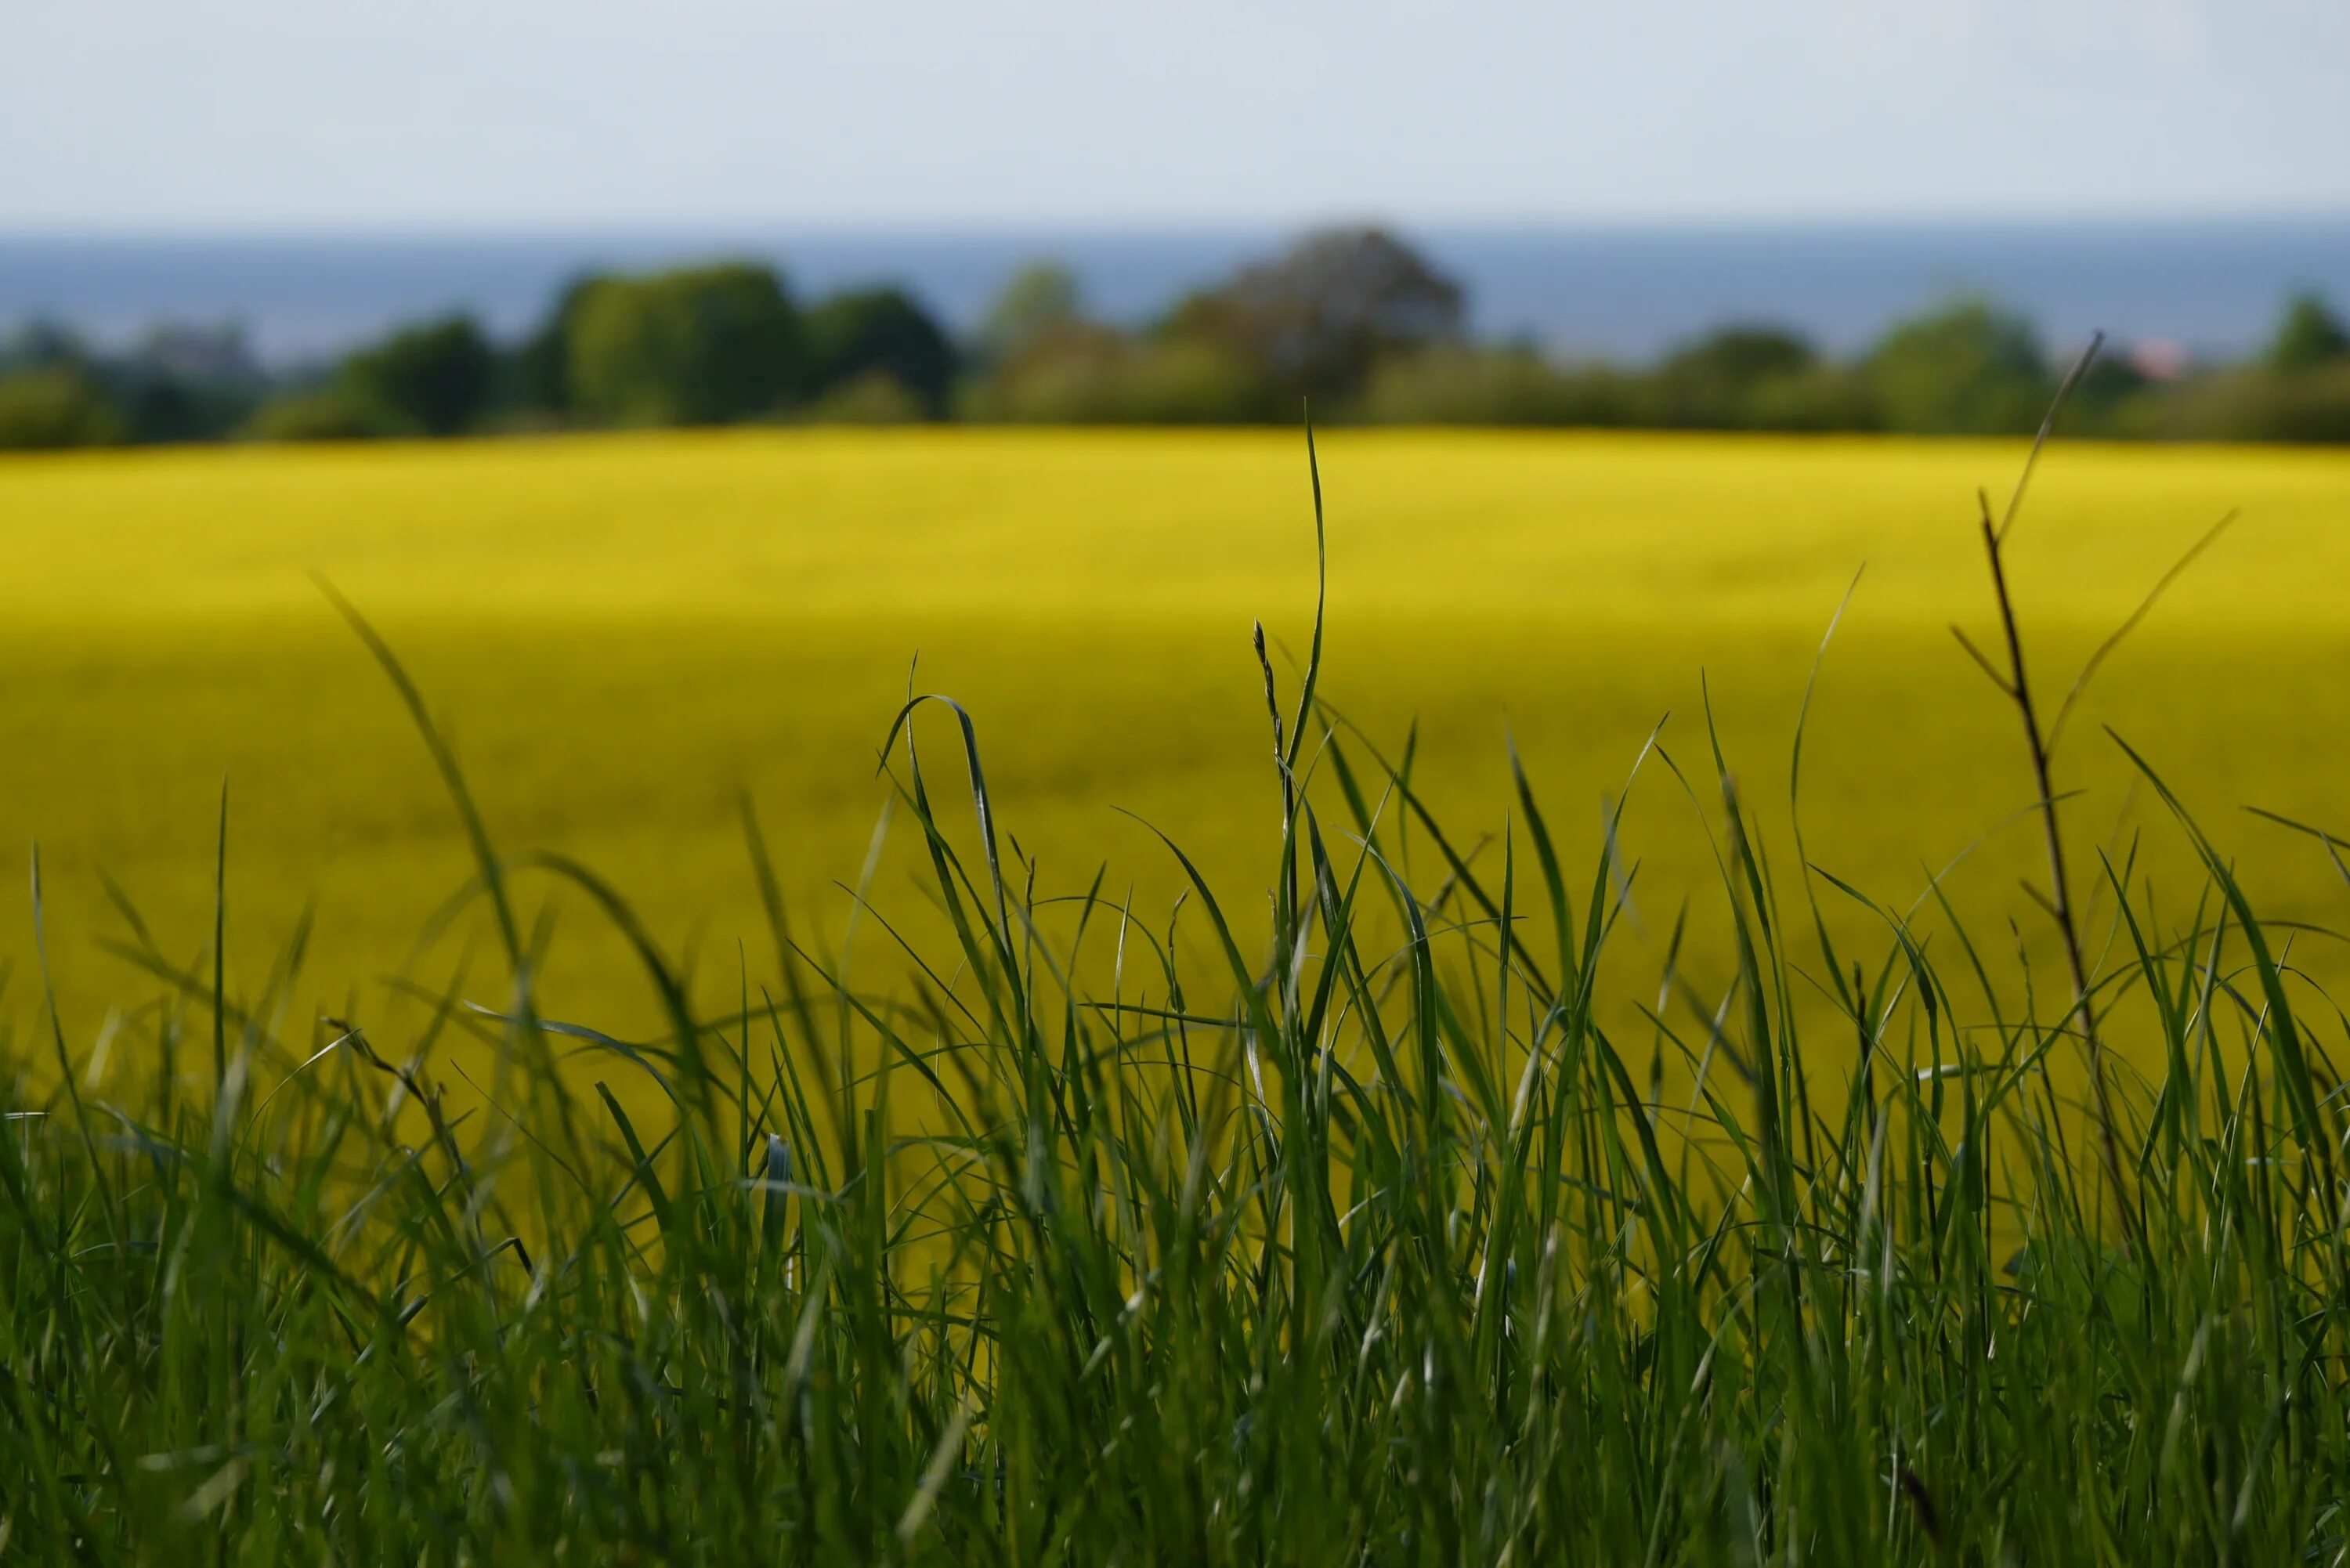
[0,320,86,375]
[976,262,1084,363]
[111,325,268,444]
[0,366,123,449]
[339,315,497,435]
[513,274,603,414]
[805,288,957,416]
[566,262,805,426]
[1865,298,2053,435]
[1657,324,1818,427]
[1163,226,1465,404]
[2265,291,2350,374]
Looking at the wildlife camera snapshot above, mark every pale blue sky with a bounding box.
[6,0,2348,229]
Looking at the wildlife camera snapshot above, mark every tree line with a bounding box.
[4,227,2348,448]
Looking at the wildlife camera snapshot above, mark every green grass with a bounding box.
[5,431,2350,1564]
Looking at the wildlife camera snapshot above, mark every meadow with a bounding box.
[6,426,2350,1560]
[3,428,2348,1065]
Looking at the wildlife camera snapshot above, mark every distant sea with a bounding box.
[4,219,2348,367]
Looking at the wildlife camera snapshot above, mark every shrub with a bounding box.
[0,366,123,449]
[965,331,1274,424]
[1105,338,1277,423]
[806,369,927,425]
[244,385,418,442]
[2113,363,2350,444]
[2252,364,2350,442]
[1354,345,1645,425]
[1738,364,1881,432]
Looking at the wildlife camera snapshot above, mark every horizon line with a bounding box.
[7,205,2350,243]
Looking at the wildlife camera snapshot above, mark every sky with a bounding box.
[5,0,2349,230]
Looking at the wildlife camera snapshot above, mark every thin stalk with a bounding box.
[1972,461,2134,1248]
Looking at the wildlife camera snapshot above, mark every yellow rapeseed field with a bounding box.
[2,428,2346,1078]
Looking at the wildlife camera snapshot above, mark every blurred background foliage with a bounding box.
[5,226,2350,450]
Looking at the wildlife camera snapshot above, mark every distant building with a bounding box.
[2128,338,2193,381]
